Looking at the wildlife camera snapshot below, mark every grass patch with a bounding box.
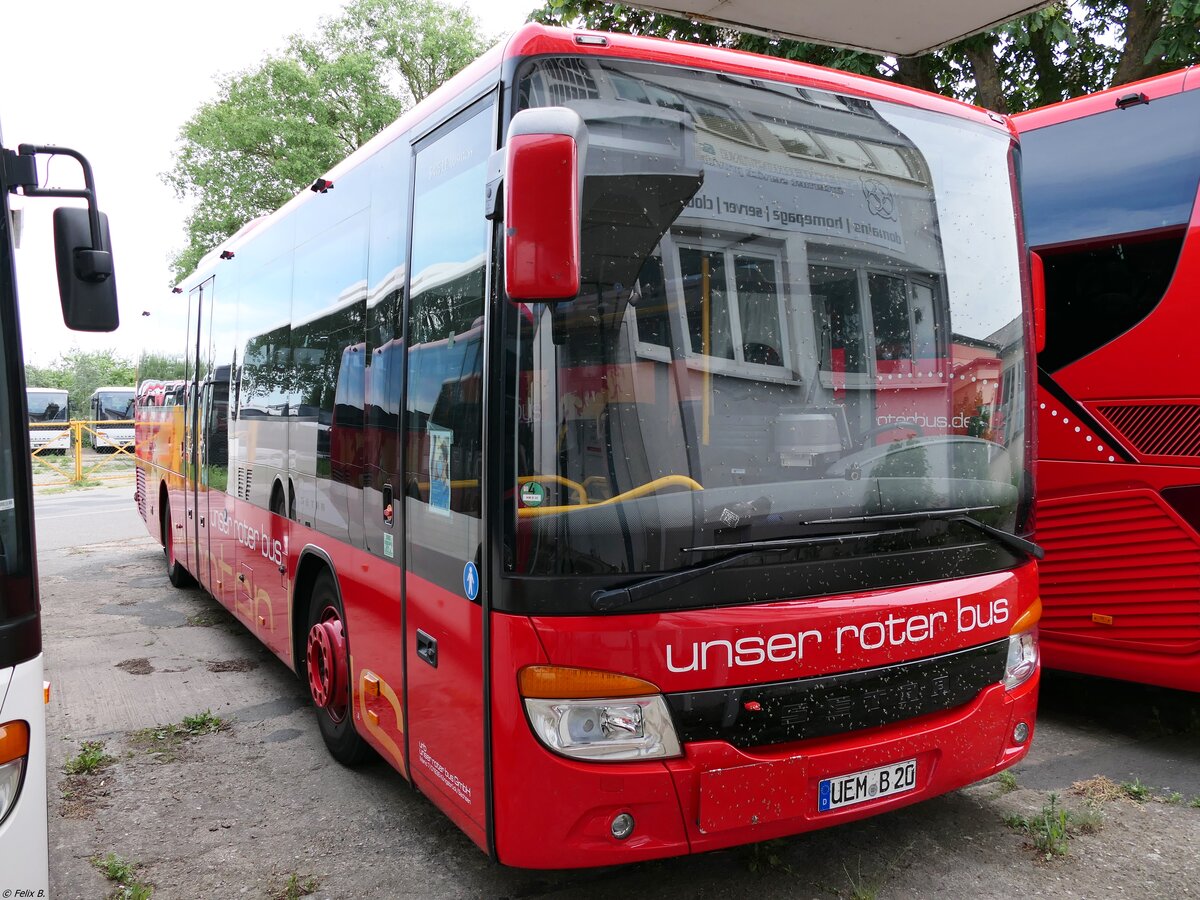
[273,873,320,900]
[64,740,114,775]
[1005,793,1101,861]
[1191,796,1200,809]
[128,710,228,764]
[93,852,153,899]
[37,479,106,494]
[996,770,1018,794]
[185,611,220,627]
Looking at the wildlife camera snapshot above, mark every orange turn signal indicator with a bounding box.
[518,665,659,700]
[0,720,30,766]
[1011,597,1042,634]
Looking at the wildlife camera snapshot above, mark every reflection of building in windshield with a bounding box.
[516,57,971,511]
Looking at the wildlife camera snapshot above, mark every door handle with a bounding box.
[416,630,438,668]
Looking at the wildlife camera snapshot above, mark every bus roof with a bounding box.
[26,387,67,395]
[1014,66,1199,132]
[185,23,1011,287]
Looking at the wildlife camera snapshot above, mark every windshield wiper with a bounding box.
[806,506,1044,561]
[590,528,914,612]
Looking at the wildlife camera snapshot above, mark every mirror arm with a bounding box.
[12,144,110,280]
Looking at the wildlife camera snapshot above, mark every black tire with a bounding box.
[162,504,195,588]
[305,570,371,766]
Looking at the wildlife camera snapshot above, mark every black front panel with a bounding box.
[666,639,1008,748]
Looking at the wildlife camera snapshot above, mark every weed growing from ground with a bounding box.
[181,710,225,734]
[92,852,153,899]
[997,770,1018,793]
[843,859,878,900]
[1121,778,1152,802]
[64,740,114,775]
[1005,793,1101,861]
[274,873,319,900]
[129,710,228,763]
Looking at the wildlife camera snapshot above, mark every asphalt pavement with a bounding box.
[33,482,143,552]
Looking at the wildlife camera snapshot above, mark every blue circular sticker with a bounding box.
[463,561,480,601]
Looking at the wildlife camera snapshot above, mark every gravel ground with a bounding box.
[42,535,1200,899]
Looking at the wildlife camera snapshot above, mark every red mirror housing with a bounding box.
[504,108,587,301]
[1030,250,1046,354]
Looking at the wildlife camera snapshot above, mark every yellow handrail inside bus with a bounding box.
[517,474,703,518]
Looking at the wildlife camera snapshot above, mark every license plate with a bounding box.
[818,758,917,812]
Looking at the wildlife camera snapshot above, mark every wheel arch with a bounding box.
[157,480,170,546]
[291,545,340,677]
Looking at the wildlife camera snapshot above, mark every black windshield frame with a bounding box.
[0,163,41,668]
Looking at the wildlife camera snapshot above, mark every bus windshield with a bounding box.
[507,58,1028,581]
[26,390,68,421]
[95,390,135,419]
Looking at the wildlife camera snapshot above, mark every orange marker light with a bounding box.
[1011,597,1043,634]
[0,720,30,765]
[44,681,51,705]
[518,666,659,700]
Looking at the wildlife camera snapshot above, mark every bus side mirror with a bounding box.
[504,107,587,301]
[1030,250,1046,354]
[53,206,119,332]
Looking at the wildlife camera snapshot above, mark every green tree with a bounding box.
[533,0,1200,112]
[135,353,187,382]
[165,0,490,281]
[25,350,137,420]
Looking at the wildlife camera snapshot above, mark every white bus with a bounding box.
[2,131,118,895]
[89,386,135,452]
[26,386,70,455]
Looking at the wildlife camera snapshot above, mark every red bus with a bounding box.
[136,24,1042,867]
[1015,70,1200,693]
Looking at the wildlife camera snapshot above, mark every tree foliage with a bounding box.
[532,0,1200,112]
[165,0,490,282]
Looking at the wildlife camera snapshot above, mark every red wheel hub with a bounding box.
[307,609,347,718]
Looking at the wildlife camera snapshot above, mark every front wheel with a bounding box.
[305,570,371,766]
[162,505,195,588]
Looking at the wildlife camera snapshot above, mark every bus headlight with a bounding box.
[519,666,682,761]
[1003,628,1039,690]
[0,720,30,827]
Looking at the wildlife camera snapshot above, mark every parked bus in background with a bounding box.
[1015,69,1200,693]
[135,24,1041,867]
[26,386,70,455]
[89,385,136,452]
[1,133,119,894]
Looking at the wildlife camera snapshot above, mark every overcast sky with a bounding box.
[1,0,539,365]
